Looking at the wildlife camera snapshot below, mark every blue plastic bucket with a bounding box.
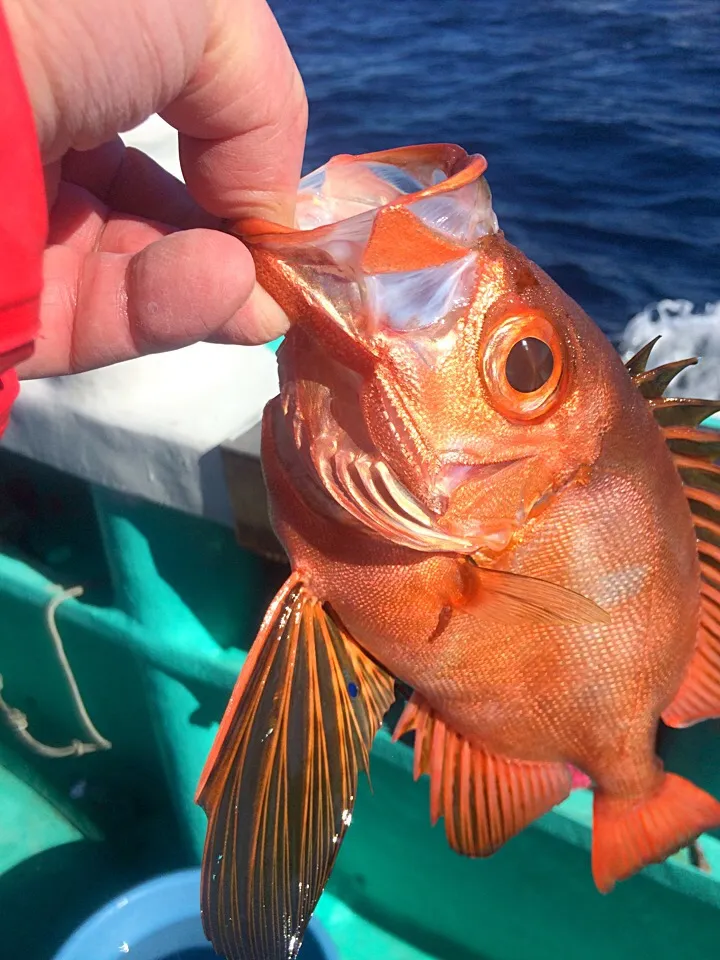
[51,867,338,960]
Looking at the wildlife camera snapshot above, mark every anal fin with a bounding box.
[392,693,572,856]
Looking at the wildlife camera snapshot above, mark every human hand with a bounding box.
[5,0,307,378]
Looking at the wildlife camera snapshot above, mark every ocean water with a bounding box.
[270,0,719,370]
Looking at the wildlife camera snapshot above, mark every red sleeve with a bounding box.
[0,7,47,436]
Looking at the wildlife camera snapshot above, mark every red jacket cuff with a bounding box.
[0,5,47,435]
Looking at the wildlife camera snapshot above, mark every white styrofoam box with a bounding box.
[4,116,278,522]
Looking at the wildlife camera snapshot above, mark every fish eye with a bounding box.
[505,337,554,393]
[482,313,566,421]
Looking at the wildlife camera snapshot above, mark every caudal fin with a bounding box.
[592,773,720,893]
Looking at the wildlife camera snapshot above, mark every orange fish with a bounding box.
[196,144,720,960]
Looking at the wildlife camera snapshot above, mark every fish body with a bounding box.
[264,350,698,781]
[197,145,720,960]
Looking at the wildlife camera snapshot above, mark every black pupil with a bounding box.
[505,338,554,393]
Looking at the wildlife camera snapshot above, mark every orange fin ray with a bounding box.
[663,425,720,462]
[700,560,720,589]
[592,774,720,893]
[196,574,395,960]
[663,622,720,728]
[629,340,720,728]
[665,535,720,726]
[459,560,610,626]
[663,582,720,728]
[650,397,720,428]
[392,693,572,856]
[697,537,720,566]
[695,513,720,549]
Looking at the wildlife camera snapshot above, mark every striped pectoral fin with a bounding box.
[627,339,720,728]
[392,693,572,856]
[196,573,395,960]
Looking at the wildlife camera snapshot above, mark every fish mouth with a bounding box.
[309,442,479,553]
[281,381,533,555]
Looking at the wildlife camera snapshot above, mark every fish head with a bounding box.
[240,145,627,553]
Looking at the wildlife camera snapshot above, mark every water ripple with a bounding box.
[271,0,719,337]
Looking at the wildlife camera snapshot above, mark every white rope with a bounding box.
[0,584,112,757]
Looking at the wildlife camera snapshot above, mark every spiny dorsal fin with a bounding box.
[629,340,720,728]
[624,336,662,377]
[633,357,698,398]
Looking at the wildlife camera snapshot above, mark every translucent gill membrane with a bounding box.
[285,147,496,340]
[298,167,326,193]
[295,151,455,231]
[296,161,406,230]
[364,252,477,333]
[365,162,426,194]
[295,191,378,231]
[295,266,365,338]
[410,179,498,244]
[309,212,378,268]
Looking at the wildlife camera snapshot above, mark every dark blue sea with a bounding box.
[270,0,719,344]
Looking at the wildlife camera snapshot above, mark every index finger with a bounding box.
[162,0,307,227]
